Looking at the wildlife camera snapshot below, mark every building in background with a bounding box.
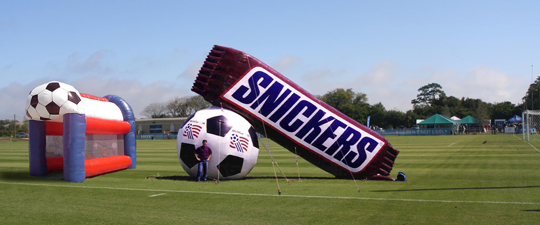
[135,117,187,135]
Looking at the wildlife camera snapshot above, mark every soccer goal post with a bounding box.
[523,110,540,142]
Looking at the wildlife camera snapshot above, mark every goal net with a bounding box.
[523,110,540,142]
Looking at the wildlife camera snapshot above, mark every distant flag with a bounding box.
[367,116,371,128]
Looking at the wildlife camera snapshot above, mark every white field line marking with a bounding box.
[447,140,462,147]
[513,134,540,153]
[0,181,539,205]
[148,193,166,197]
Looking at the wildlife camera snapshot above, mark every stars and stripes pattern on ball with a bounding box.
[229,133,249,153]
[183,123,202,139]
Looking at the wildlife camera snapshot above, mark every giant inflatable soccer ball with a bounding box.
[177,106,259,180]
[26,81,85,121]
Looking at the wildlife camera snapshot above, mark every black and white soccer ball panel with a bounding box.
[177,106,259,179]
[26,81,85,121]
[25,81,123,122]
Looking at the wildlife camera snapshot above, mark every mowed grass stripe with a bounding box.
[2,135,540,224]
[1,181,539,205]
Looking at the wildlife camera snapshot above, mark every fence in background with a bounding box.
[136,133,178,140]
[138,128,455,139]
[375,128,453,136]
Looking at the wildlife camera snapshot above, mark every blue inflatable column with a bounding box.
[105,95,137,169]
[29,120,47,176]
[63,113,87,182]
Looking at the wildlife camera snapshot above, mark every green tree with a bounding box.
[319,88,370,124]
[411,83,445,108]
[405,110,419,127]
[460,98,490,121]
[385,110,407,129]
[0,119,27,137]
[491,101,520,120]
[143,102,167,118]
[143,95,212,118]
[445,96,469,118]
[368,103,386,128]
[523,76,540,110]
[411,83,446,117]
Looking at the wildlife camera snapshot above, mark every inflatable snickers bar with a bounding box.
[192,45,399,179]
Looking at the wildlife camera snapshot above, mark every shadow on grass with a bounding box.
[244,176,336,180]
[372,185,540,192]
[155,175,337,182]
[0,171,64,182]
[154,176,194,181]
[522,209,540,212]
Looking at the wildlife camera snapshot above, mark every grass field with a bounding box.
[1,134,540,224]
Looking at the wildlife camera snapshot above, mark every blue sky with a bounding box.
[2,1,540,120]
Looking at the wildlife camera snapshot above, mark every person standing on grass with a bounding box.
[195,140,212,182]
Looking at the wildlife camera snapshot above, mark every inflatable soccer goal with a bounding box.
[26,81,136,182]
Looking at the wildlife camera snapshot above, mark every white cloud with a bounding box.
[0,79,52,120]
[0,48,204,120]
[65,50,115,75]
[2,63,14,70]
[303,68,332,80]
[358,61,397,86]
[297,62,527,113]
[441,66,526,104]
[178,60,204,80]
[70,77,192,118]
[349,61,414,111]
[300,68,342,95]
[272,55,301,72]
[0,77,194,120]
[1,55,528,122]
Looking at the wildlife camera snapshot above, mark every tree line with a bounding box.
[0,119,28,137]
[318,82,528,129]
[317,88,416,128]
[3,79,533,137]
[142,95,212,118]
[142,80,537,129]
